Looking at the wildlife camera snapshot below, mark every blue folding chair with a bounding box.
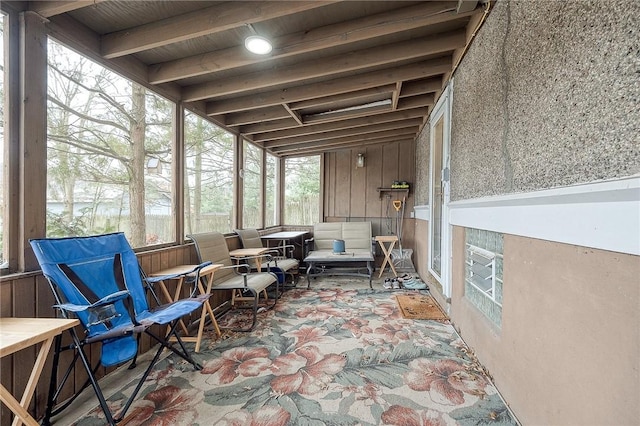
[30,233,211,425]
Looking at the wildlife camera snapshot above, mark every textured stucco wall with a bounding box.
[414,125,430,206]
[451,0,640,200]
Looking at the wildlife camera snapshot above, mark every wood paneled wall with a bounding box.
[0,236,242,425]
[323,141,417,254]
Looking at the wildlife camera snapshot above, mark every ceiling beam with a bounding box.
[457,0,479,13]
[297,93,391,115]
[302,104,392,125]
[226,106,291,127]
[300,93,434,125]
[399,77,443,98]
[396,94,436,109]
[30,1,101,18]
[101,1,333,59]
[206,57,452,115]
[262,118,422,148]
[283,104,304,126]
[243,102,430,137]
[392,82,402,110]
[239,94,435,135]
[253,107,428,142]
[148,2,472,84]
[183,30,465,101]
[270,127,418,153]
[275,137,415,157]
[289,84,396,111]
[227,84,400,127]
[239,118,301,135]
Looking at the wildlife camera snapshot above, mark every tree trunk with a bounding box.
[193,117,204,231]
[129,83,147,247]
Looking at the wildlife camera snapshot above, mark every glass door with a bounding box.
[430,117,444,276]
[428,83,452,296]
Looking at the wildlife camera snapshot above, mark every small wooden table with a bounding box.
[0,318,79,426]
[149,263,222,352]
[228,247,272,303]
[229,247,270,272]
[375,235,399,278]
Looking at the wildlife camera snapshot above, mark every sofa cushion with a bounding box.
[311,222,372,252]
[313,222,344,250]
[342,222,372,250]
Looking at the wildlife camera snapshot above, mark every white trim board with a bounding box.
[448,175,640,256]
[413,205,430,221]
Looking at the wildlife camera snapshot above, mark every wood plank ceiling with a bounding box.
[19,0,488,157]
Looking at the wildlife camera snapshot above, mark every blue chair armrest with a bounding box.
[54,289,130,313]
[54,290,132,327]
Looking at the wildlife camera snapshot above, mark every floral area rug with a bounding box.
[74,288,517,425]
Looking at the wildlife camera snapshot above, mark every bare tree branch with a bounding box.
[48,62,133,119]
[48,96,130,133]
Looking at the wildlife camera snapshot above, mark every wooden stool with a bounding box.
[375,235,398,278]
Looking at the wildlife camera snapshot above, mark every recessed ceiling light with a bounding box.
[245,35,272,55]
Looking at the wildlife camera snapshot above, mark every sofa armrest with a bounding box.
[304,237,314,257]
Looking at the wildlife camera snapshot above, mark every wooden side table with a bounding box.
[149,263,222,352]
[0,318,79,426]
[229,247,271,304]
[229,247,270,271]
[375,235,399,278]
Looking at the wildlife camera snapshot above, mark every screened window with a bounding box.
[46,39,175,248]
[265,153,278,227]
[242,140,262,228]
[184,111,234,235]
[284,156,320,225]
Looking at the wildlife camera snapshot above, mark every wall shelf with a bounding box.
[377,188,410,199]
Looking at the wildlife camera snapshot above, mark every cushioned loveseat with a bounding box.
[304,222,374,288]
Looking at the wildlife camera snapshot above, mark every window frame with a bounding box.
[0,10,17,273]
[264,151,279,228]
[283,155,321,226]
[241,138,264,229]
[183,108,237,237]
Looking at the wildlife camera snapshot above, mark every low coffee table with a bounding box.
[304,250,374,289]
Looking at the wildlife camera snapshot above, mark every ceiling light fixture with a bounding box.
[245,35,272,55]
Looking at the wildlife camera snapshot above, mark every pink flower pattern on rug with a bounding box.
[122,385,203,425]
[270,345,347,396]
[74,288,516,425]
[405,359,489,406]
[201,347,272,384]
